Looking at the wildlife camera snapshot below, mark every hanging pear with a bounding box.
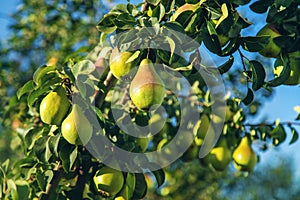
[93,166,125,198]
[39,86,70,125]
[109,48,134,79]
[129,59,165,110]
[61,104,93,145]
[232,136,257,172]
[208,138,231,171]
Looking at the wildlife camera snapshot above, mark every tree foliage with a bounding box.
[1,0,300,199]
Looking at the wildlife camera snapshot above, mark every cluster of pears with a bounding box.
[39,85,93,145]
[93,166,147,199]
[109,49,165,110]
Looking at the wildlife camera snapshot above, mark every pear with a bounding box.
[207,138,231,171]
[257,24,281,58]
[109,48,134,79]
[232,136,257,172]
[129,59,165,110]
[61,104,93,145]
[93,166,124,198]
[39,86,70,125]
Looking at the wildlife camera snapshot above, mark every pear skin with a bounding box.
[61,104,93,145]
[233,136,257,172]
[109,48,134,79]
[93,166,124,198]
[39,86,70,125]
[129,59,165,110]
[257,24,281,58]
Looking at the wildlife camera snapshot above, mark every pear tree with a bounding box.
[1,0,300,199]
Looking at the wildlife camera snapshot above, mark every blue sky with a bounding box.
[1,0,300,177]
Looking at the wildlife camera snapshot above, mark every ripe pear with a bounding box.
[93,166,124,198]
[61,104,93,145]
[109,48,134,79]
[39,86,70,125]
[232,136,257,172]
[208,138,231,171]
[257,24,281,58]
[129,59,165,110]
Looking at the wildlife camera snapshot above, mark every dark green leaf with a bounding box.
[133,173,147,199]
[221,38,241,56]
[96,14,118,34]
[152,3,166,22]
[267,57,290,87]
[17,80,35,99]
[33,65,57,86]
[250,60,266,91]
[250,0,273,13]
[147,0,161,6]
[152,169,165,187]
[289,126,299,145]
[242,88,254,105]
[232,0,251,5]
[59,140,78,172]
[270,124,286,146]
[218,56,234,74]
[242,36,270,52]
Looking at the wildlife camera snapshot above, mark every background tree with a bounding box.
[1,0,300,199]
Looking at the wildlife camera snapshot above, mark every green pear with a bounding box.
[129,59,165,110]
[61,104,93,145]
[257,24,281,58]
[208,138,231,171]
[93,166,124,198]
[39,86,70,125]
[135,137,150,152]
[109,48,134,79]
[232,136,257,172]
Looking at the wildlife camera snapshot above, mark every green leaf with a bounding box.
[221,38,241,56]
[242,88,254,105]
[17,80,35,99]
[15,180,30,200]
[250,0,273,13]
[72,60,96,78]
[250,60,266,91]
[267,57,290,87]
[242,36,270,52]
[96,13,118,34]
[27,87,51,108]
[126,51,140,64]
[232,0,251,5]
[33,136,49,162]
[59,140,78,172]
[165,36,176,64]
[289,126,299,145]
[152,3,166,22]
[152,169,165,188]
[270,124,286,146]
[133,173,147,199]
[147,0,161,6]
[218,56,234,74]
[33,65,57,86]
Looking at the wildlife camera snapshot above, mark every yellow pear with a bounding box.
[93,166,124,198]
[257,24,281,58]
[129,59,165,110]
[39,86,70,125]
[208,138,231,171]
[232,136,257,172]
[61,104,93,145]
[109,48,134,79]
